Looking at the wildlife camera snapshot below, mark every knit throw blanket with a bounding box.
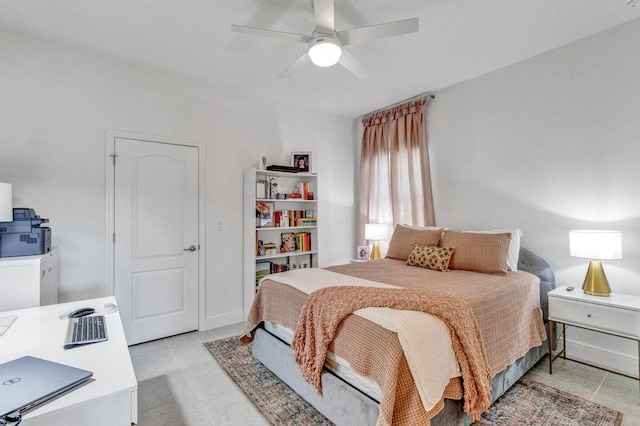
[292,286,492,422]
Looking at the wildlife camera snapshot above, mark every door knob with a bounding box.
[184,245,197,252]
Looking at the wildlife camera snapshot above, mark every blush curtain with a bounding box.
[359,112,392,242]
[359,98,435,242]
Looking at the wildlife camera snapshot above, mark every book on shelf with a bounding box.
[294,232,311,252]
[255,261,271,288]
[299,182,308,200]
[281,231,312,252]
[269,261,290,274]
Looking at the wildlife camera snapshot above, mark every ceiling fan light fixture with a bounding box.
[308,36,342,67]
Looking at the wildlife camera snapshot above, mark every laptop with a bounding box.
[0,356,93,419]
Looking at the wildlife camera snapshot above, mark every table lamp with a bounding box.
[569,230,622,296]
[0,182,12,222]
[365,223,387,260]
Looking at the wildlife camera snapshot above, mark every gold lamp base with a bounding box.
[370,241,381,260]
[582,260,612,297]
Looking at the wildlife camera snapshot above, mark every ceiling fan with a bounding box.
[231,0,419,79]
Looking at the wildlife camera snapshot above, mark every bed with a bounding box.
[241,227,556,425]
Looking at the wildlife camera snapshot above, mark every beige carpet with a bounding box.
[205,336,625,426]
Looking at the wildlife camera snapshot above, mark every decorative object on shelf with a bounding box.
[269,178,279,199]
[569,230,623,296]
[259,154,266,171]
[0,182,12,222]
[291,152,312,172]
[264,243,277,255]
[256,202,274,228]
[290,254,311,269]
[281,232,296,252]
[357,245,370,261]
[365,223,387,260]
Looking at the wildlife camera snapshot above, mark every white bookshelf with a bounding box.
[243,167,319,317]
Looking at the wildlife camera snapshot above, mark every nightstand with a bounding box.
[547,286,640,388]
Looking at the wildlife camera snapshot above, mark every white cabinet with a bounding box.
[549,286,640,339]
[243,168,318,316]
[0,249,58,312]
[547,286,640,383]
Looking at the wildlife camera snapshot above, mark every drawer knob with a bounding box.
[587,313,592,318]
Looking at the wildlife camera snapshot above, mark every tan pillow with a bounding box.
[386,225,444,261]
[441,230,511,275]
[406,244,454,272]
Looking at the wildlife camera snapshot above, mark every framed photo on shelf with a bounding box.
[291,151,312,172]
[357,245,370,260]
[256,201,274,228]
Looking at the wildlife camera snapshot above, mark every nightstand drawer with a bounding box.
[549,297,640,338]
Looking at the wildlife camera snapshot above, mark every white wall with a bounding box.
[428,19,640,374]
[0,30,355,329]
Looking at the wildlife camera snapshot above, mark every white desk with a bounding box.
[0,297,137,425]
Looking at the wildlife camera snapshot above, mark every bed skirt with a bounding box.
[252,327,549,426]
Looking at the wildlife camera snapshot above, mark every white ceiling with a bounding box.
[1,0,638,117]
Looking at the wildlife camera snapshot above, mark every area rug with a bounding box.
[204,336,625,425]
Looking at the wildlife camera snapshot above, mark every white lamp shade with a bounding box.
[365,223,387,241]
[569,230,623,260]
[0,182,12,222]
[308,40,342,67]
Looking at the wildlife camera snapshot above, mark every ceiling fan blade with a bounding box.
[231,24,311,43]
[279,52,311,78]
[229,0,298,52]
[338,49,369,79]
[337,17,419,46]
[313,0,335,32]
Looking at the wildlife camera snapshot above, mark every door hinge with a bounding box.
[110,153,118,166]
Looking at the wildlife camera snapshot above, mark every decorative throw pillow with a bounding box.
[406,244,454,272]
[441,230,511,275]
[386,225,444,261]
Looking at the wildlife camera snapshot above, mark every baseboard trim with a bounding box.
[203,310,244,330]
[565,338,638,378]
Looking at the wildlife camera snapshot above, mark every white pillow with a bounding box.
[465,229,522,271]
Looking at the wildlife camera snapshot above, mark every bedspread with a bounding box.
[242,259,546,425]
[254,268,461,415]
[327,259,547,376]
[292,285,492,422]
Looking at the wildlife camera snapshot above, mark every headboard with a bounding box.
[517,247,556,321]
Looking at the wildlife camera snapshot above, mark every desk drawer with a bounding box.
[550,297,640,339]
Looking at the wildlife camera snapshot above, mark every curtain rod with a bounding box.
[362,91,436,119]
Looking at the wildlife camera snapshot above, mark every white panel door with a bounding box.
[114,137,199,345]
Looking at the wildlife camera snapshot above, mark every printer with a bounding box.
[0,208,51,257]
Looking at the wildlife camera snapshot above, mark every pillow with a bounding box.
[466,228,522,271]
[441,230,511,275]
[385,225,444,261]
[406,244,454,272]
